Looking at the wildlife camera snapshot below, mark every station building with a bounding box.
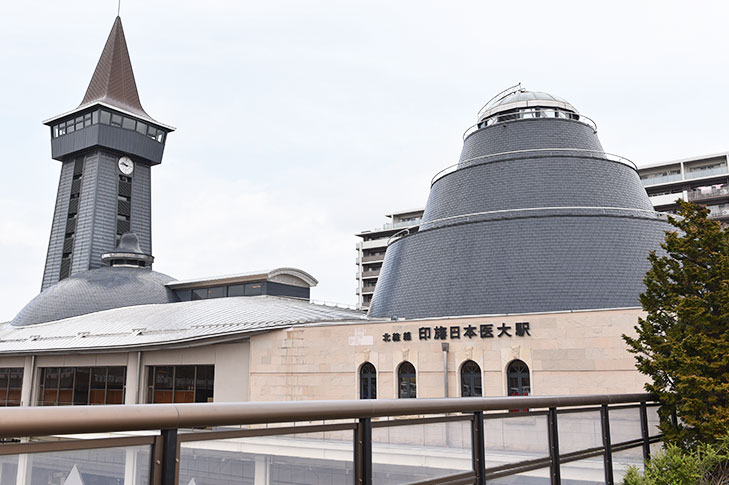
[0,18,676,414]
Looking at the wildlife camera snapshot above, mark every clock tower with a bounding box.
[40,16,174,291]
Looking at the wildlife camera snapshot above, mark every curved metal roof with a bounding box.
[12,267,176,327]
[0,296,369,354]
[478,88,578,122]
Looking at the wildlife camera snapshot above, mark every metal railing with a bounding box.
[689,186,729,201]
[463,108,598,140]
[0,393,661,485]
[431,148,637,186]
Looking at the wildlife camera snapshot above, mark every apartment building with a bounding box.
[638,152,729,219]
[354,208,423,310]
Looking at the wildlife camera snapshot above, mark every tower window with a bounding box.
[397,361,416,399]
[110,113,123,127]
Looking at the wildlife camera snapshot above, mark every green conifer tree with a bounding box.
[624,200,729,449]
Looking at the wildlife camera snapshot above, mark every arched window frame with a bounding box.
[506,359,531,397]
[460,360,482,397]
[397,361,416,399]
[359,362,377,399]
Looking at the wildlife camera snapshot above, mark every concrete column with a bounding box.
[20,355,34,407]
[15,453,32,485]
[125,352,142,404]
[123,448,138,485]
[254,456,271,485]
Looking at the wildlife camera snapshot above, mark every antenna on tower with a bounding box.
[117,0,121,17]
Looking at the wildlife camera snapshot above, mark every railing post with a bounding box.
[601,404,614,485]
[160,429,178,485]
[640,402,651,463]
[354,418,372,485]
[471,411,485,485]
[547,407,560,485]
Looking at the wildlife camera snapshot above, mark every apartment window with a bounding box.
[359,362,377,399]
[397,362,416,399]
[507,360,530,396]
[0,368,23,406]
[38,367,126,406]
[460,360,482,397]
[147,365,214,403]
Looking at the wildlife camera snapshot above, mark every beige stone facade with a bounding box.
[248,307,649,401]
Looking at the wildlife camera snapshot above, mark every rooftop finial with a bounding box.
[117,0,121,17]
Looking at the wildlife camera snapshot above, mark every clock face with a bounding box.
[118,157,134,175]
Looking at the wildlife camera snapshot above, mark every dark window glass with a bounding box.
[136,121,147,135]
[151,366,174,403]
[175,289,192,301]
[111,114,123,127]
[397,362,416,399]
[73,367,90,405]
[460,360,482,397]
[227,284,245,297]
[39,367,125,406]
[122,117,136,130]
[84,113,92,127]
[507,360,530,396]
[92,110,99,124]
[147,366,214,404]
[147,126,157,139]
[0,368,23,407]
[174,366,195,403]
[245,283,263,296]
[75,116,84,130]
[156,131,165,143]
[195,366,215,403]
[67,122,75,133]
[360,363,376,399]
[53,125,59,137]
[208,286,226,299]
[100,110,111,124]
[192,288,207,300]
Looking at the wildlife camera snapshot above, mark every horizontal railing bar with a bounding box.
[484,455,552,476]
[556,403,641,415]
[0,393,655,438]
[177,422,357,443]
[371,414,472,429]
[402,470,477,485]
[483,410,549,419]
[0,435,155,456]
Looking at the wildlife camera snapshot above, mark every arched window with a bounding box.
[397,362,416,399]
[507,360,531,396]
[360,362,376,399]
[460,360,482,397]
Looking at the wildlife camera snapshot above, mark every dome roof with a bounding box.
[12,267,176,326]
[478,87,578,122]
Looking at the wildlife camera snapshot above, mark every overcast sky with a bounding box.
[1,1,728,322]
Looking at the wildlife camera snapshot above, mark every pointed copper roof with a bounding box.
[79,17,151,120]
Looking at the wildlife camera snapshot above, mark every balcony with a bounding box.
[362,254,385,263]
[686,165,729,180]
[0,393,662,485]
[640,173,682,186]
[688,186,729,202]
[362,285,376,294]
[361,269,380,279]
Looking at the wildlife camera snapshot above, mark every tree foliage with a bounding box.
[624,200,729,449]
[622,435,729,484]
